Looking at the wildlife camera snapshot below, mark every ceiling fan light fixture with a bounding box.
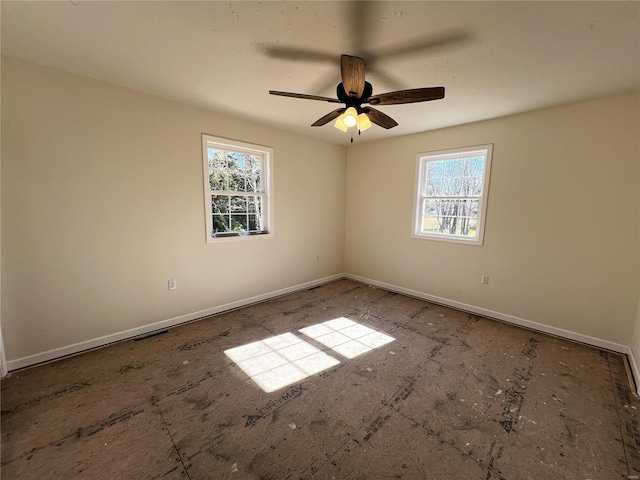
[270,53,444,136]
[334,114,349,132]
[343,107,358,127]
[357,113,372,131]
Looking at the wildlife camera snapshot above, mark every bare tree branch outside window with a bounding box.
[415,145,492,244]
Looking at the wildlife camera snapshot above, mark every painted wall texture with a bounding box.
[632,152,640,382]
[1,57,347,363]
[2,55,639,370]
[345,92,640,347]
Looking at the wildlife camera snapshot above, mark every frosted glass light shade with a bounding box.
[334,114,348,132]
[357,113,372,131]
[343,107,357,127]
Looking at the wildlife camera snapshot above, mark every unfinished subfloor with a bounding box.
[2,279,640,479]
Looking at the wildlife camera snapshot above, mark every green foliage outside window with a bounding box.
[208,148,264,234]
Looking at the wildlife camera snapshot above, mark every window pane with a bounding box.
[230,196,247,213]
[427,160,443,177]
[243,154,257,172]
[421,215,441,233]
[421,197,440,232]
[444,158,463,177]
[247,196,257,213]
[248,214,259,231]
[443,175,464,196]
[463,157,485,195]
[212,195,230,214]
[245,156,262,193]
[224,152,243,192]
[209,151,230,192]
[466,157,484,175]
[466,175,483,195]
[226,151,239,169]
[228,172,245,192]
[427,178,443,196]
[424,199,438,214]
[208,148,226,171]
[213,214,230,233]
[467,218,478,235]
[231,214,248,232]
[209,172,225,191]
[235,153,247,171]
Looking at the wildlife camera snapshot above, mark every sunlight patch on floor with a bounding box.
[299,317,395,359]
[224,332,340,393]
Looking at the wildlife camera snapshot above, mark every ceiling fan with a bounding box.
[269,54,445,137]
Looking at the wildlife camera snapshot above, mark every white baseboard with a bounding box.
[6,274,344,371]
[627,346,640,397]
[0,326,7,378]
[345,274,630,355]
[7,271,639,395]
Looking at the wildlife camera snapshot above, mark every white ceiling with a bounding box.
[2,1,639,146]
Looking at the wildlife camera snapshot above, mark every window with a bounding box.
[413,144,493,245]
[202,135,273,241]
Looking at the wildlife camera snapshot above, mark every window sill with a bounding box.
[411,232,484,246]
[207,230,272,243]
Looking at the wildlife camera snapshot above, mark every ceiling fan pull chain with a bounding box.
[351,133,354,144]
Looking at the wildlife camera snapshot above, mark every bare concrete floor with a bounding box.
[2,279,640,479]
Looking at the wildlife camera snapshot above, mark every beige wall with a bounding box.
[345,92,640,346]
[3,55,639,369]
[1,57,347,363]
[633,300,640,377]
[632,136,640,388]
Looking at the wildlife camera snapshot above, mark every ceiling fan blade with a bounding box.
[368,87,445,106]
[311,109,345,127]
[341,55,365,98]
[363,108,398,129]
[269,91,341,103]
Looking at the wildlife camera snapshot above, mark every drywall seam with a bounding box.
[5,274,344,371]
[628,345,640,397]
[345,273,629,354]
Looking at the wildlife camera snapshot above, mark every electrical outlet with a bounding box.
[481,275,489,285]
[168,279,177,290]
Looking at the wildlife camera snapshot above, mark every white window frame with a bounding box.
[412,144,493,245]
[202,134,274,242]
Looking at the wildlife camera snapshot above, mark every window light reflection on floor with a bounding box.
[224,332,340,393]
[299,317,395,359]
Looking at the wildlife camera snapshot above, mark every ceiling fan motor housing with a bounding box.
[337,81,373,113]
